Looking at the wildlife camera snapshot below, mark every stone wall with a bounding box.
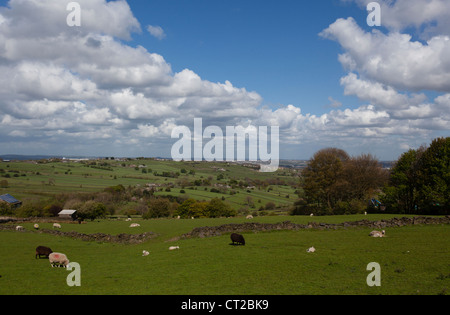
[0,224,158,244]
[181,216,450,239]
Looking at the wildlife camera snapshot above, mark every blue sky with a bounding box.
[127,0,365,114]
[0,0,449,161]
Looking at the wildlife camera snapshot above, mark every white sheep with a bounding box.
[169,246,180,251]
[33,224,39,230]
[310,213,314,217]
[307,246,316,253]
[125,218,132,222]
[130,223,140,228]
[15,226,24,231]
[49,253,70,268]
[53,223,62,229]
[142,250,150,257]
[369,230,386,238]
[246,215,254,219]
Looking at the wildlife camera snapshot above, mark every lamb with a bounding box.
[169,246,180,251]
[49,253,70,268]
[230,233,245,246]
[53,223,62,229]
[15,226,24,231]
[142,250,150,256]
[369,230,386,238]
[36,246,53,259]
[130,223,140,228]
[307,246,316,253]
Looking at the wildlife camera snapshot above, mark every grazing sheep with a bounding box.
[15,226,24,231]
[33,224,39,230]
[36,246,53,259]
[169,246,180,251]
[125,218,132,222]
[310,213,314,217]
[130,223,140,228]
[230,233,246,246]
[307,246,316,253]
[369,230,386,238]
[53,223,61,229]
[142,250,150,256]
[246,215,254,219]
[49,253,69,268]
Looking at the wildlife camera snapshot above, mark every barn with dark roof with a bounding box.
[0,194,22,208]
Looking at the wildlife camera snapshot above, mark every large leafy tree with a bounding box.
[416,137,450,214]
[300,148,388,214]
[302,148,350,209]
[381,148,424,214]
[381,137,449,215]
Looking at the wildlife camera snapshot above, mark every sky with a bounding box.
[0,0,449,160]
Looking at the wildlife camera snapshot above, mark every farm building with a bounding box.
[58,209,78,220]
[0,194,22,209]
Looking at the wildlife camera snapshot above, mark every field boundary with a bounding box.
[0,224,158,244]
[180,216,450,239]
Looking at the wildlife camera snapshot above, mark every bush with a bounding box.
[0,201,12,216]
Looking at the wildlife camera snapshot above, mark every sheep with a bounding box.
[36,246,53,259]
[307,246,316,253]
[169,246,180,251]
[310,213,314,217]
[33,224,39,230]
[246,215,254,219]
[49,253,69,268]
[230,233,245,246]
[369,230,386,238]
[53,223,61,229]
[142,250,150,256]
[125,218,132,222]
[15,226,24,231]
[130,223,140,228]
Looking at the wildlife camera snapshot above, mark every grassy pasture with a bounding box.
[0,215,449,295]
[0,159,297,212]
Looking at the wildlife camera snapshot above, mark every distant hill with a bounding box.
[0,154,91,161]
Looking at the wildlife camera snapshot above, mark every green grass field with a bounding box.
[0,215,449,295]
[0,159,297,213]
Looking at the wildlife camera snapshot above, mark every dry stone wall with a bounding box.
[181,216,450,239]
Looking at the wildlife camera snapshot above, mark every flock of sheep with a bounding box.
[20,218,387,268]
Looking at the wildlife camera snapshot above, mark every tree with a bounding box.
[343,154,389,202]
[381,137,449,215]
[301,148,350,209]
[144,198,171,219]
[416,137,450,214]
[381,148,424,214]
[299,148,387,215]
[0,201,12,215]
[206,198,236,218]
[78,201,107,221]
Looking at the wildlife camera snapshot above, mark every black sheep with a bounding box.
[35,246,53,259]
[230,233,245,246]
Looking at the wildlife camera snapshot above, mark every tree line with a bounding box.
[293,137,449,216]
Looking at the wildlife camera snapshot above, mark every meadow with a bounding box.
[0,158,298,214]
[0,214,449,295]
[1,159,449,296]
